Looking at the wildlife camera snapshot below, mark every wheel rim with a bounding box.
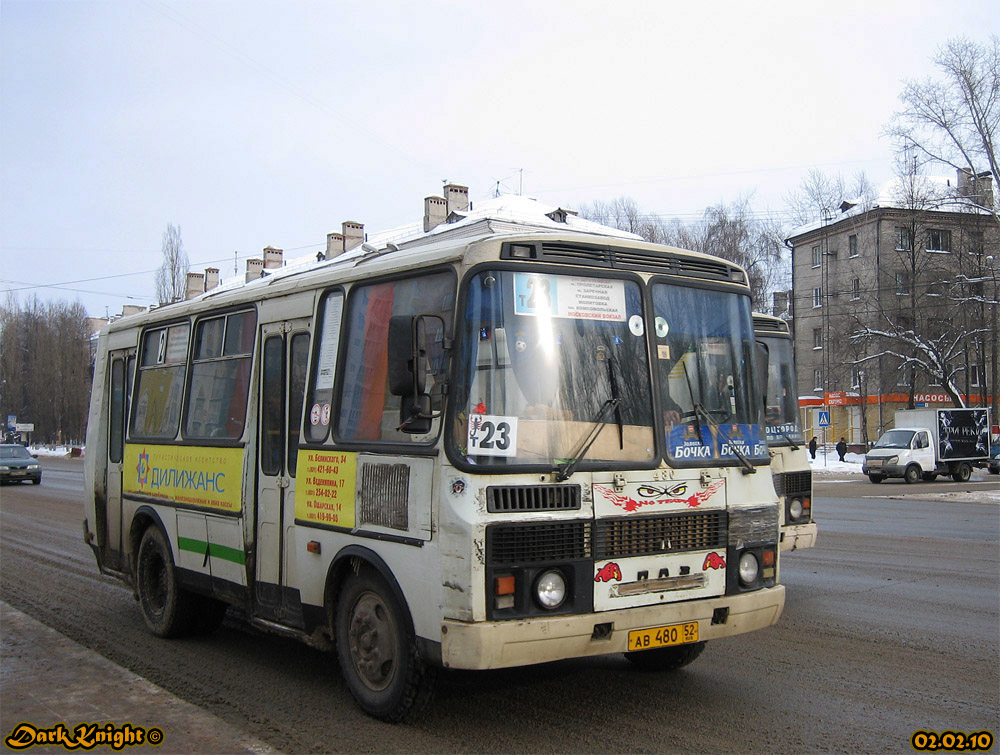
[347,590,397,692]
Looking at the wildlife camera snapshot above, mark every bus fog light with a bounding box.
[738,552,759,586]
[789,498,803,521]
[534,570,567,609]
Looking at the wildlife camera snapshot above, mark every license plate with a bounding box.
[628,621,699,651]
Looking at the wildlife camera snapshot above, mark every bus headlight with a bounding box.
[788,498,804,521]
[738,552,760,586]
[534,569,567,609]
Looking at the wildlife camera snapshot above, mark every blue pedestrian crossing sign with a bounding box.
[817,410,831,427]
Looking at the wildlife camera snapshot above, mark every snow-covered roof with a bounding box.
[190,193,642,302]
[786,173,994,242]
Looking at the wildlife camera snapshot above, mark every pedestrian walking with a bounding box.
[836,437,847,462]
[808,436,818,460]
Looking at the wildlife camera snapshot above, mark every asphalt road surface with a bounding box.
[2,456,998,753]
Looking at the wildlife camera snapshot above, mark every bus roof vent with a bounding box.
[752,316,788,334]
[501,241,734,282]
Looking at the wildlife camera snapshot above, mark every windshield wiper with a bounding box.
[693,403,756,475]
[554,397,621,482]
[775,430,800,450]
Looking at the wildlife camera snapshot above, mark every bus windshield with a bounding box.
[450,270,656,470]
[758,334,805,447]
[651,282,768,464]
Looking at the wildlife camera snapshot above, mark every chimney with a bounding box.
[263,246,283,269]
[444,184,469,219]
[205,267,220,291]
[325,232,345,259]
[245,258,264,282]
[772,290,789,317]
[185,272,205,300]
[343,221,364,252]
[423,195,448,232]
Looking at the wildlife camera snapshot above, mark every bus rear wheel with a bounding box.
[335,568,435,722]
[951,463,972,482]
[625,641,706,671]
[136,526,194,638]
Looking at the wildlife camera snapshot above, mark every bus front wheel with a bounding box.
[625,640,707,671]
[335,568,435,722]
[136,526,193,638]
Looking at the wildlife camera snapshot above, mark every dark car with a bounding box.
[0,444,41,484]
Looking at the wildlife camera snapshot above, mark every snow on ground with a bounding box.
[808,448,1000,504]
[28,445,82,457]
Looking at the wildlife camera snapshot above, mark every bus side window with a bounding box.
[305,291,344,443]
[287,333,309,475]
[185,310,256,440]
[336,272,453,443]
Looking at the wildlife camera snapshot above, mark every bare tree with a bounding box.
[0,295,92,443]
[155,223,189,304]
[578,195,786,309]
[886,35,999,222]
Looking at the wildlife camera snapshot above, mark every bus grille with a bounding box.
[487,485,581,513]
[773,470,811,497]
[594,512,727,559]
[487,522,590,565]
[486,512,725,565]
[358,462,409,530]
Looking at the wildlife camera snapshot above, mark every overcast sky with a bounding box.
[2,0,998,317]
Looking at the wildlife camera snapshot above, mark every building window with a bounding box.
[851,278,861,300]
[895,271,911,295]
[813,328,823,350]
[971,364,983,388]
[813,287,823,307]
[849,235,858,257]
[968,230,985,254]
[896,364,912,387]
[812,245,822,267]
[895,226,913,251]
[927,228,952,252]
[814,369,823,392]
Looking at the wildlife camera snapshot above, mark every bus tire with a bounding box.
[951,463,972,483]
[625,641,706,671]
[136,525,194,638]
[335,568,436,722]
[867,473,884,483]
[904,465,921,484]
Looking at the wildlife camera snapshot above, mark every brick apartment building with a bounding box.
[786,168,998,447]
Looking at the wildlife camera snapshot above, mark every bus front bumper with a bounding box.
[780,522,818,552]
[439,584,784,670]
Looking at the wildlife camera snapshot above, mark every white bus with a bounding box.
[752,313,817,551]
[84,191,785,721]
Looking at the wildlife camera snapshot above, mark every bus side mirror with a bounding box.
[388,316,427,396]
[388,315,446,434]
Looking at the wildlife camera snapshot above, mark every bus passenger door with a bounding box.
[255,322,310,627]
[104,349,133,572]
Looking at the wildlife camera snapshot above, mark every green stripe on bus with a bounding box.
[177,536,245,565]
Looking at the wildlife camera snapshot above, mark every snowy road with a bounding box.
[2,456,997,753]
